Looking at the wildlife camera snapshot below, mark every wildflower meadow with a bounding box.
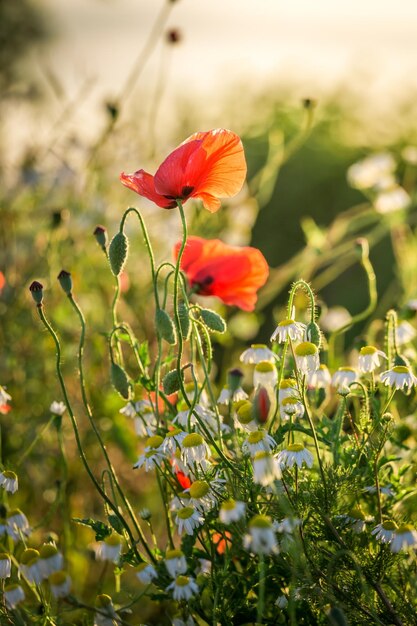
[2,2,417,625]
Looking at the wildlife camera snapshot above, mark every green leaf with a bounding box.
[72,517,112,541]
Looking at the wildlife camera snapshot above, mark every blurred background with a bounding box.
[2,0,417,622]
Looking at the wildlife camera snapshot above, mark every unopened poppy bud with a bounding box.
[109,231,128,276]
[178,300,191,340]
[94,225,108,251]
[200,308,227,333]
[29,281,44,305]
[306,321,322,348]
[355,237,369,259]
[253,385,273,424]
[110,362,131,400]
[302,97,317,110]
[57,270,72,295]
[228,368,243,393]
[394,353,409,367]
[166,28,181,44]
[155,308,177,345]
[162,369,183,395]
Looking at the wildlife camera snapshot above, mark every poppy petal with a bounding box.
[120,170,176,209]
[154,139,205,199]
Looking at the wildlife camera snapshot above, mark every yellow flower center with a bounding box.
[20,549,40,565]
[2,470,17,480]
[166,549,184,560]
[392,366,410,374]
[255,361,275,373]
[251,344,267,349]
[221,499,236,511]
[249,514,272,529]
[146,435,164,449]
[254,450,270,461]
[39,544,58,559]
[49,571,67,586]
[397,524,415,533]
[278,318,295,327]
[182,433,204,448]
[96,594,112,608]
[360,346,377,355]
[248,430,266,444]
[280,378,297,389]
[382,520,398,531]
[295,342,317,357]
[236,402,253,424]
[176,575,190,587]
[177,507,195,520]
[105,534,121,546]
[189,480,210,499]
[287,443,304,452]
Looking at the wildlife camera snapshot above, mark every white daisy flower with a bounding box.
[0,553,11,578]
[173,404,217,434]
[0,386,11,406]
[306,364,331,390]
[4,583,25,609]
[347,153,396,190]
[235,400,257,431]
[174,506,204,535]
[363,485,395,497]
[217,385,248,405]
[276,444,314,469]
[0,470,18,494]
[390,524,417,553]
[380,365,417,390]
[240,344,277,364]
[171,449,192,478]
[280,397,305,420]
[94,594,120,626]
[161,428,187,454]
[6,508,31,540]
[374,186,410,214]
[186,479,225,512]
[253,361,278,388]
[181,433,210,468]
[294,342,320,374]
[279,379,299,410]
[244,515,278,555]
[182,382,209,407]
[243,430,276,456]
[49,571,72,598]
[119,401,137,418]
[19,548,42,585]
[271,319,306,343]
[39,544,63,578]
[135,562,158,584]
[371,521,398,544]
[94,535,122,563]
[336,508,370,534]
[276,517,302,534]
[275,594,288,608]
[164,549,187,578]
[396,321,416,345]
[166,575,199,601]
[358,346,387,373]
[219,499,246,524]
[252,451,282,486]
[134,435,165,471]
[49,401,66,416]
[331,367,359,393]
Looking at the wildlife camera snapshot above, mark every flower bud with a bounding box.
[306,321,322,348]
[178,300,191,340]
[29,281,44,305]
[57,270,72,295]
[155,308,177,345]
[253,385,274,424]
[200,308,227,333]
[109,231,128,276]
[94,225,108,251]
[394,353,409,367]
[110,362,131,400]
[227,368,243,394]
[163,369,183,395]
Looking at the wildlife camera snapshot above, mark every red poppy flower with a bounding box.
[173,236,269,312]
[212,531,232,555]
[120,129,246,213]
[175,470,192,490]
[0,404,11,415]
[0,272,5,293]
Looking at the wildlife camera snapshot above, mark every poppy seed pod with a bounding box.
[29,281,44,305]
[57,270,72,295]
[200,308,227,333]
[110,362,131,400]
[162,369,183,395]
[155,309,177,345]
[306,321,322,348]
[94,225,108,251]
[178,300,191,340]
[109,231,128,276]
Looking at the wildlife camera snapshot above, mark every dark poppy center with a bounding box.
[181,185,194,198]
[194,275,214,294]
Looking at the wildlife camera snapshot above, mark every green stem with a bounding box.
[256,554,266,624]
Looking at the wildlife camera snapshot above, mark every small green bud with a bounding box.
[306,321,321,348]
[29,280,44,305]
[110,361,131,400]
[162,369,183,395]
[200,308,227,333]
[109,231,128,276]
[227,368,243,393]
[394,353,409,367]
[178,300,191,340]
[108,514,124,535]
[94,225,108,251]
[57,270,72,295]
[155,308,177,344]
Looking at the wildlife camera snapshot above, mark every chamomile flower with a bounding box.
[94,594,119,626]
[337,507,370,534]
[244,515,278,555]
[240,344,277,364]
[136,562,158,584]
[134,435,165,471]
[380,365,417,390]
[171,449,192,478]
[280,397,304,420]
[20,548,42,585]
[371,520,398,544]
[278,378,299,413]
[276,517,302,534]
[174,507,204,535]
[0,470,18,494]
[271,319,306,343]
[390,524,417,553]
[181,433,210,468]
[219,499,246,524]
[186,479,225,512]
[275,594,288,608]
[374,185,410,214]
[243,430,276,456]
[6,509,30,540]
[49,401,66,416]
[363,485,395,497]
[39,544,63,578]
[306,364,331,389]
[396,321,416,345]
[161,429,187,454]
[294,342,320,374]
[253,361,278,388]
[4,583,25,609]
[252,451,282,486]
[217,385,248,405]
[49,571,72,598]
[347,153,396,190]
[276,444,314,469]
[358,346,387,373]
[235,400,257,431]
[94,535,122,563]
[0,553,11,578]
[332,367,358,392]
[119,401,137,418]
[164,549,187,578]
[166,575,199,601]
[0,387,11,406]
